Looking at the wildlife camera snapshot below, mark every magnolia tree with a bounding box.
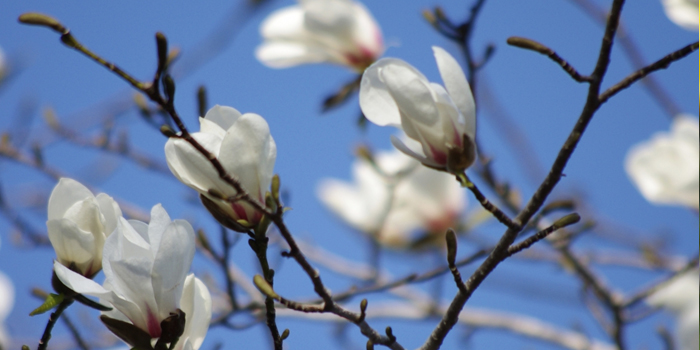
[0,0,697,349]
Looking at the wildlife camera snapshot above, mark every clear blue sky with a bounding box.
[0,0,697,349]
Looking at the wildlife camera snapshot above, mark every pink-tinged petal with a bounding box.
[202,105,242,131]
[48,178,94,220]
[390,135,443,169]
[351,2,383,59]
[433,46,475,136]
[360,58,421,127]
[218,113,277,200]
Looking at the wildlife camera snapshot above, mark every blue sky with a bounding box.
[0,0,697,349]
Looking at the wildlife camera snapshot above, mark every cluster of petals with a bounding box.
[55,204,211,350]
[647,269,699,350]
[360,46,477,174]
[625,115,699,209]
[256,0,384,71]
[47,178,122,277]
[317,145,465,247]
[165,105,276,230]
[661,0,699,31]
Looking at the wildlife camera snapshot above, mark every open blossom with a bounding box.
[165,105,276,231]
[360,46,477,174]
[55,204,211,350]
[661,0,699,31]
[317,145,465,247]
[47,178,122,278]
[647,270,699,350]
[256,0,383,71]
[625,115,699,209]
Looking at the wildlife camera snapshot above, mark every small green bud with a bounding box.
[18,13,66,33]
[253,274,279,299]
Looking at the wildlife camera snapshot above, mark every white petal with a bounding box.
[202,105,242,131]
[662,0,699,30]
[54,261,111,296]
[218,113,276,200]
[95,193,122,237]
[433,46,475,138]
[390,135,442,169]
[48,178,93,220]
[0,270,14,321]
[360,58,422,127]
[381,63,439,126]
[178,275,212,350]
[165,133,232,196]
[260,6,306,40]
[350,2,384,57]
[146,204,171,257]
[151,219,195,320]
[256,42,338,68]
[47,219,101,274]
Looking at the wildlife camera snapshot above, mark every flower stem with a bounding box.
[37,297,74,350]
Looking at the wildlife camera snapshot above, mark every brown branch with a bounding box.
[507,37,592,82]
[599,41,699,104]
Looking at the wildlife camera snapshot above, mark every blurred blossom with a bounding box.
[661,0,699,31]
[625,115,699,209]
[48,178,122,278]
[0,46,6,81]
[317,145,465,247]
[256,0,384,71]
[165,105,276,231]
[360,46,477,174]
[0,269,13,350]
[647,269,699,350]
[55,204,211,349]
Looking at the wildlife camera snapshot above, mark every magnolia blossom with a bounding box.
[47,178,122,277]
[360,46,477,174]
[661,0,699,31]
[647,270,699,350]
[625,115,699,209]
[55,204,210,349]
[256,0,384,71]
[317,145,465,247]
[165,105,276,230]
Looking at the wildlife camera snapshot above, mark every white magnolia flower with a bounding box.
[47,178,122,277]
[55,204,209,349]
[0,270,14,350]
[318,146,465,247]
[625,115,699,209]
[661,0,699,31]
[647,269,699,350]
[360,46,477,174]
[165,105,276,230]
[256,0,384,71]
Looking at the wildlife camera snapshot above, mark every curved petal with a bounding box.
[177,275,212,350]
[391,135,443,169]
[54,261,111,296]
[350,2,383,57]
[95,193,122,237]
[48,178,94,220]
[433,46,475,136]
[256,41,338,68]
[218,113,276,200]
[165,133,232,196]
[662,0,699,30]
[360,58,421,127]
[151,219,195,321]
[47,219,100,274]
[260,6,306,40]
[381,63,439,126]
[202,105,242,131]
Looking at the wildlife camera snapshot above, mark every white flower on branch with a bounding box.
[625,115,699,209]
[317,145,465,247]
[647,269,699,350]
[360,46,477,174]
[165,105,276,231]
[256,0,384,71]
[47,178,122,278]
[54,204,211,350]
[661,0,699,31]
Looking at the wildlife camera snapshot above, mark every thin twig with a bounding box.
[506,37,592,82]
[38,298,73,350]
